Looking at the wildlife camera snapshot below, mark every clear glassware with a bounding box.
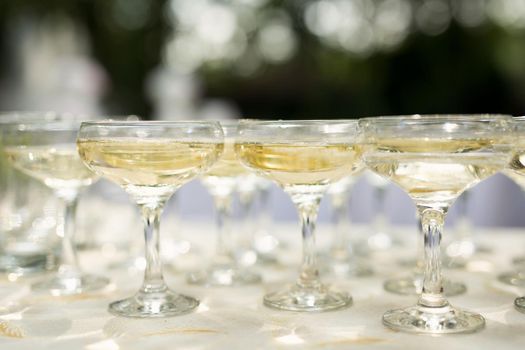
[235,173,266,267]
[78,120,223,317]
[0,112,60,275]
[443,191,492,269]
[326,174,373,277]
[187,121,261,286]
[236,119,361,312]
[365,171,401,250]
[2,117,109,295]
[251,177,283,263]
[385,216,466,296]
[359,114,513,334]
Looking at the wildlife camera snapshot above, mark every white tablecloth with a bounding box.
[1,219,525,350]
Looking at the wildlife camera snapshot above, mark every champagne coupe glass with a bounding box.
[326,174,373,277]
[236,119,361,312]
[78,121,223,317]
[359,114,513,334]
[187,121,261,286]
[2,117,109,295]
[0,112,60,275]
[499,116,525,288]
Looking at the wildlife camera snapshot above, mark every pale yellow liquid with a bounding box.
[235,143,361,187]
[362,138,508,203]
[205,139,248,178]
[77,138,223,188]
[4,145,97,189]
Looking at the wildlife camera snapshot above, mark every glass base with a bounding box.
[384,275,466,296]
[263,284,352,312]
[497,271,525,287]
[187,265,261,286]
[109,289,199,318]
[0,253,50,275]
[383,304,485,334]
[515,297,525,313]
[331,260,373,278]
[32,274,110,295]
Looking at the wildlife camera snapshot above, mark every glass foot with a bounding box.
[32,274,110,295]
[331,260,373,277]
[109,289,199,318]
[0,253,50,275]
[263,284,352,312]
[497,271,525,286]
[515,297,525,313]
[383,304,485,334]
[384,275,466,296]
[187,266,261,286]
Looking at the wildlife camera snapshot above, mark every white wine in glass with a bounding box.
[78,121,223,318]
[236,120,361,312]
[4,145,96,189]
[0,112,61,276]
[2,118,109,295]
[187,121,261,286]
[360,114,513,334]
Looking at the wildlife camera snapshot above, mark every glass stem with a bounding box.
[294,195,322,289]
[139,202,168,294]
[57,191,80,277]
[239,188,256,251]
[330,191,352,257]
[373,185,387,234]
[213,194,235,265]
[417,206,448,308]
[414,215,425,274]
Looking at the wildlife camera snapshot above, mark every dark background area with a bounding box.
[0,0,524,119]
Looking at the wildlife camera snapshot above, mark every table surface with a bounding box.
[1,218,525,350]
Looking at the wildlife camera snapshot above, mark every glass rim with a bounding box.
[2,119,85,132]
[0,111,79,125]
[238,118,358,126]
[358,114,512,125]
[79,120,222,127]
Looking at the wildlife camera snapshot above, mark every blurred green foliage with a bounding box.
[0,0,524,118]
